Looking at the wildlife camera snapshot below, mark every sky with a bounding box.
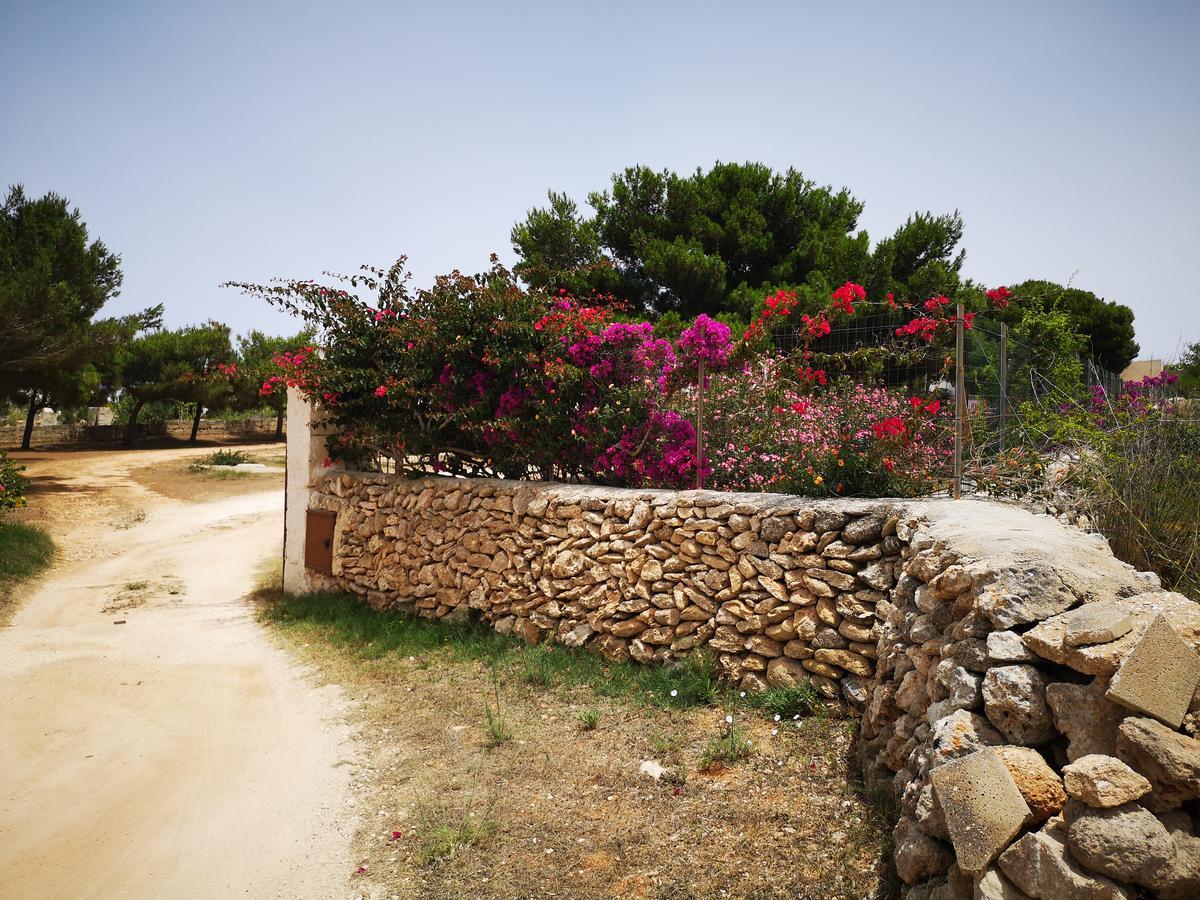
[2,0,1198,360]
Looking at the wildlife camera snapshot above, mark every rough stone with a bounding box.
[1106,615,1200,727]
[1115,716,1200,811]
[974,866,1031,900]
[997,817,1133,900]
[930,710,1005,765]
[1062,602,1132,647]
[994,746,1065,821]
[1023,591,1200,677]
[930,748,1031,873]
[1045,679,1128,762]
[1061,755,1151,808]
[765,656,809,688]
[982,665,1056,746]
[987,631,1036,663]
[894,815,954,885]
[1065,801,1175,890]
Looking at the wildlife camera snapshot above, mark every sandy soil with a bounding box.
[0,447,358,898]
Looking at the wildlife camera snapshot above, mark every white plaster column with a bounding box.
[282,388,337,594]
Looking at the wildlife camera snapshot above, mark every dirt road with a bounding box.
[0,448,356,899]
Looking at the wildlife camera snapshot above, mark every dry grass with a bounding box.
[255,585,895,899]
[128,451,284,502]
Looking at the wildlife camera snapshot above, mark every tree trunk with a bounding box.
[124,400,145,448]
[21,394,42,451]
[189,402,203,443]
[274,406,284,440]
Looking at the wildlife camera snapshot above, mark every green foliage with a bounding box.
[199,449,251,466]
[1169,341,1200,393]
[234,328,315,413]
[115,321,234,445]
[1003,279,1138,372]
[0,184,123,375]
[748,682,825,720]
[412,783,498,865]
[512,162,965,320]
[0,451,31,512]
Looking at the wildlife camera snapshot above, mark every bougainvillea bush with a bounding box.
[226,258,989,496]
[702,360,952,496]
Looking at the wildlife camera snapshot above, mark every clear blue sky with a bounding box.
[3,0,1197,360]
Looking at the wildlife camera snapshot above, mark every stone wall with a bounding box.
[0,417,282,449]
[299,469,1200,899]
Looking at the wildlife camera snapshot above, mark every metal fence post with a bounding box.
[696,358,705,491]
[998,321,1008,454]
[953,303,965,499]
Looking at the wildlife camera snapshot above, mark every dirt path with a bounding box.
[0,448,357,899]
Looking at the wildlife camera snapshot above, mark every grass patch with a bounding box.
[0,520,55,607]
[575,709,602,731]
[259,590,734,711]
[747,682,826,720]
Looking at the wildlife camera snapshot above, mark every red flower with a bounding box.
[909,396,923,409]
[375,385,388,397]
[923,295,950,312]
[831,282,865,315]
[883,457,896,472]
[871,416,906,438]
[986,286,1012,308]
[925,399,942,415]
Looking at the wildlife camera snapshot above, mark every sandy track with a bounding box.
[0,449,356,899]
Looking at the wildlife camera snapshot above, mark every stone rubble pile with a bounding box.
[308,472,1200,898]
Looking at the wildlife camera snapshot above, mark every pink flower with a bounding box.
[375,385,388,397]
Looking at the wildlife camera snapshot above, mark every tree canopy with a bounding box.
[511,162,965,321]
[0,185,123,375]
[1002,279,1139,373]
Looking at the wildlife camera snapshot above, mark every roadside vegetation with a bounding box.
[256,586,895,898]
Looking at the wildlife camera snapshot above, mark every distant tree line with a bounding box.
[0,185,311,449]
[511,161,1141,372]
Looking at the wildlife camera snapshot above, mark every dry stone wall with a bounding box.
[305,471,1200,899]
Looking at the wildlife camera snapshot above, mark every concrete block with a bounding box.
[931,747,1032,874]
[1107,615,1200,727]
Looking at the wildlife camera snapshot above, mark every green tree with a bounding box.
[233,329,316,438]
[6,308,162,449]
[115,322,233,447]
[0,185,123,374]
[511,162,966,321]
[1002,279,1138,373]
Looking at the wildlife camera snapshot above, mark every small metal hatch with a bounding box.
[305,509,337,573]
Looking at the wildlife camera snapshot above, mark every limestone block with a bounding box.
[994,745,1065,821]
[1115,717,1200,811]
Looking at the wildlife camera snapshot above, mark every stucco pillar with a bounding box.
[282,388,337,594]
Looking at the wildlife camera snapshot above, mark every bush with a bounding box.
[0,451,31,513]
[1075,381,1199,596]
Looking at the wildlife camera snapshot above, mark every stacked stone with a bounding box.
[860,523,1200,899]
[308,471,1200,899]
[311,474,905,709]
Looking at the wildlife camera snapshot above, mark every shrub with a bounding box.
[0,451,31,513]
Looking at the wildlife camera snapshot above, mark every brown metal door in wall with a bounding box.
[305,509,337,573]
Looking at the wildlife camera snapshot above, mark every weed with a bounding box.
[649,731,679,755]
[699,712,753,771]
[412,782,498,865]
[123,580,149,591]
[575,709,601,731]
[483,669,510,748]
[521,642,553,686]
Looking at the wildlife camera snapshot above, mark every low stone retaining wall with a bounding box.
[0,417,282,449]
[295,465,1200,898]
